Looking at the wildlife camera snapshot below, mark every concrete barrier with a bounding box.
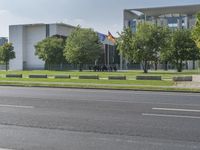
[54,75,71,79]
[136,76,162,80]
[108,76,126,80]
[173,76,192,82]
[6,74,23,78]
[79,75,99,80]
[29,74,48,78]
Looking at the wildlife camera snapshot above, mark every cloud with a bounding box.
[61,18,122,36]
[0,9,9,14]
[0,10,35,37]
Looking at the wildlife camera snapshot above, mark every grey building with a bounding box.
[122,4,200,70]
[124,4,200,31]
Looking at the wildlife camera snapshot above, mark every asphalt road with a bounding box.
[0,86,199,150]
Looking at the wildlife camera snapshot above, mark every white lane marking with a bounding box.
[0,148,14,150]
[152,108,200,112]
[63,99,200,107]
[0,104,34,109]
[142,113,200,119]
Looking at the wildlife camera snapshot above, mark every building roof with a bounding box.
[9,23,76,28]
[127,4,200,17]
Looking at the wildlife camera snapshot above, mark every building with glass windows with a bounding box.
[122,4,200,70]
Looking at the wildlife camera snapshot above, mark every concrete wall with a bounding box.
[56,24,74,37]
[9,25,24,70]
[9,23,76,70]
[23,25,46,70]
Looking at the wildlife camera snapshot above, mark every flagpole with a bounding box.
[107,44,110,66]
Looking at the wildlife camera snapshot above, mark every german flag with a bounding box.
[107,31,116,44]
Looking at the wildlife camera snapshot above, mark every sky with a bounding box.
[0,0,200,37]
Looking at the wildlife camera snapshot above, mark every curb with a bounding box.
[0,83,199,93]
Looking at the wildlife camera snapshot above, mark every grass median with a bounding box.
[0,70,199,92]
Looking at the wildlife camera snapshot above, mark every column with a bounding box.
[152,16,158,26]
[107,45,110,66]
[184,15,189,29]
[177,16,182,29]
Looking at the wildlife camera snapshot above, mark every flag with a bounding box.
[98,32,106,42]
[107,31,116,44]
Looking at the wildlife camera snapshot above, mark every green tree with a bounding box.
[148,26,171,70]
[160,29,173,71]
[192,12,200,48]
[118,23,169,73]
[170,29,199,72]
[0,43,15,71]
[132,23,156,73]
[64,27,103,71]
[35,36,65,70]
[117,28,135,62]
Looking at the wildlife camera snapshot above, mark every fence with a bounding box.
[1,62,199,71]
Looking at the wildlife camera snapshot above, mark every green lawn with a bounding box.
[0,78,174,86]
[0,70,199,92]
[0,69,199,79]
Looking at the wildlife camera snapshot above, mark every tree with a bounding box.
[0,43,15,71]
[148,26,171,70]
[132,23,157,73]
[64,27,103,71]
[118,23,169,73]
[192,12,200,48]
[117,28,135,62]
[35,36,65,70]
[187,41,200,70]
[160,29,173,71]
[170,29,199,72]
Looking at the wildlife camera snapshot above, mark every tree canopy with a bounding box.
[117,28,134,61]
[192,12,200,48]
[64,27,103,71]
[0,43,15,71]
[35,36,66,69]
[117,23,170,73]
[169,29,199,72]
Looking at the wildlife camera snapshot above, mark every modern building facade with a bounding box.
[9,23,75,70]
[9,23,118,70]
[122,4,200,70]
[124,4,200,31]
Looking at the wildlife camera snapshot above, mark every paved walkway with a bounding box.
[176,82,200,89]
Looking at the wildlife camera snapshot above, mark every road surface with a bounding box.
[0,86,199,150]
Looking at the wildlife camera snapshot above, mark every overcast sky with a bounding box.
[0,0,200,37]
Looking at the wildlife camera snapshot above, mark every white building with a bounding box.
[9,23,75,70]
[9,23,118,70]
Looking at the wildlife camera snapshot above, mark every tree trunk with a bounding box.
[186,61,188,70]
[193,60,196,70]
[164,61,168,71]
[5,61,8,71]
[79,64,83,72]
[154,61,158,71]
[177,60,183,72]
[143,61,148,73]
